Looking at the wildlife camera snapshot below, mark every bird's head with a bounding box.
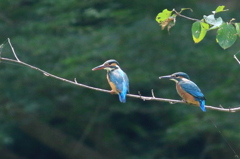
[92,59,120,72]
[159,72,190,83]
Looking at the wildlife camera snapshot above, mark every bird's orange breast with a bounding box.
[107,74,119,94]
[176,84,199,106]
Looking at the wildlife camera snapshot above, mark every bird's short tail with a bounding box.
[199,100,206,112]
[118,92,127,103]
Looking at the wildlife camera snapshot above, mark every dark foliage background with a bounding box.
[0,0,239,159]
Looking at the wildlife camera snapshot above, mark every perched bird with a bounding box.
[159,72,206,112]
[92,59,129,103]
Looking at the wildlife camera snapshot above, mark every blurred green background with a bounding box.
[0,0,239,159]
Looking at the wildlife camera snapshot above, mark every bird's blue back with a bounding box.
[108,68,129,103]
[179,80,206,112]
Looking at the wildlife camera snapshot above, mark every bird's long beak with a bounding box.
[159,75,172,79]
[92,64,106,71]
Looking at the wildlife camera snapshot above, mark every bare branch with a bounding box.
[1,39,240,113]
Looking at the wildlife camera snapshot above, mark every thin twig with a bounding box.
[0,39,240,113]
[234,55,240,64]
[138,91,145,101]
[74,78,78,83]
[151,89,155,98]
[234,51,240,64]
[172,9,201,22]
[8,38,20,62]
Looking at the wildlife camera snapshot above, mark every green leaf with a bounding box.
[203,14,223,30]
[155,9,173,23]
[214,5,228,14]
[235,23,240,37]
[216,23,237,49]
[192,21,209,43]
[156,9,176,30]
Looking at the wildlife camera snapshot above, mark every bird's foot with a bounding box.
[182,99,187,103]
[110,90,116,94]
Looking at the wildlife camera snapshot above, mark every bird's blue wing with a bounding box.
[180,81,206,112]
[123,72,129,93]
[109,69,129,103]
[109,69,129,92]
[180,81,205,99]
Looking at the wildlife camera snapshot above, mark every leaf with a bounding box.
[213,5,228,14]
[203,14,223,30]
[155,9,173,23]
[167,16,176,32]
[216,23,237,49]
[235,23,240,37]
[192,21,209,43]
[156,9,176,31]
[161,15,176,30]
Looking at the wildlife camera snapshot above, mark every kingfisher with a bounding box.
[92,59,129,103]
[159,72,206,112]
